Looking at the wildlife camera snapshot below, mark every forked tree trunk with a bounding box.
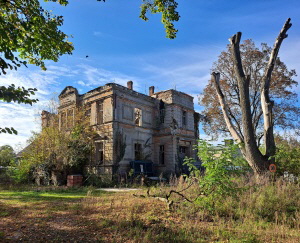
[212,19,292,178]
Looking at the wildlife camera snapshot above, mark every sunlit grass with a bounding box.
[0,181,300,242]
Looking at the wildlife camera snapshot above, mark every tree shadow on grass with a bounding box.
[0,213,213,242]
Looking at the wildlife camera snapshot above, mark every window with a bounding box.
[61,112,66,129]
[159,145,165,165]
[134,143,142,160]
[179,146,186,154]
[97,102,103,124]
[159,100,165,124]
[182,110,187,126]
[67,109,73,128]
[159,109,165,124]
[95,142,104,165]
[134,108,142,126]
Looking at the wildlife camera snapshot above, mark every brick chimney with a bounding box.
[149,86,155,96]
[127,81,133,90]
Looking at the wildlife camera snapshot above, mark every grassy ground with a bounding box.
[0,184,300,242]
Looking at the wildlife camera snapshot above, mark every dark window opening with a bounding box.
[159,100,165,124]
[160,109,165,123]
[159,145,165,165]
[134,143,142,160]
[95,142,104,165]
[182,110,187,126]
[179,146,186,154]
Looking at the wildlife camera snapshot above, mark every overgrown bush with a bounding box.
[183,139,249,213]
[10,109,95,185]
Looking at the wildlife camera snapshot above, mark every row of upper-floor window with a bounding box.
[60,102,189,128]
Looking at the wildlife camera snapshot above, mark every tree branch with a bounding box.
[211,72,244,144]
[261,18,292,158]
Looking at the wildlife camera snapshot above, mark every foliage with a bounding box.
[0,145,16,167]
[140,0,180,39]
[184,139,248,212]
[274,134,300,177]
[0,0,73,74]
[0,84,38,134]
[0,0,73,134]
[11,109,95,184]
[201,39,299,144]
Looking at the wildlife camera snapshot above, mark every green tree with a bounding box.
[0,0,74,134]
[0,145,16,166]
[184,140,246,212]
[14,108,95,184]
[274,134,300,177]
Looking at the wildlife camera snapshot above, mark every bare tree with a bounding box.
[211,18,292,177]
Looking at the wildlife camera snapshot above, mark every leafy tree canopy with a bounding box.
[0,145,16,166]
[0,0,74,134]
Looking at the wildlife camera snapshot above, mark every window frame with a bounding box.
[97,101,104,125]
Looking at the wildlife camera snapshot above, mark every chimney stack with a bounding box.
[149,86,155,96]
[127,81,133,90]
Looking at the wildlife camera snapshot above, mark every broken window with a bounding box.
[95,142,104,165]
[97,102,103,124]
[159,100,165,124]
[182,110,187,126]
[159,145,165,165]
[134,108,142,126]
[134,143,142,160]
[179,146,186,154]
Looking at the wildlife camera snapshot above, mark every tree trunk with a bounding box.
[212,19,292,179]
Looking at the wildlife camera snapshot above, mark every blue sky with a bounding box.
[1,0,300,150]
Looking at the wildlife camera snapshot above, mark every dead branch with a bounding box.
[133,176,198,210]
[261,18,292,158]
[211,72,244,145]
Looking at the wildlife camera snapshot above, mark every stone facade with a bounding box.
[47,81,199,177]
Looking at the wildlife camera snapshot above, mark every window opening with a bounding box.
[159,145,165,165]
[134,143,142,160]
[182,110,187,126]
[134,108,142,126]
[95,142,104,165]
[98,102,103,124]
[159,100,165,124]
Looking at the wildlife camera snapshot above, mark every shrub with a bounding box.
[184,139,248,213]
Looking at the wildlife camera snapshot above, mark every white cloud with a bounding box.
[0,68,61,150]
[76,64,141,90]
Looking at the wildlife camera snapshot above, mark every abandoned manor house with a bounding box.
[42,81,200,178]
